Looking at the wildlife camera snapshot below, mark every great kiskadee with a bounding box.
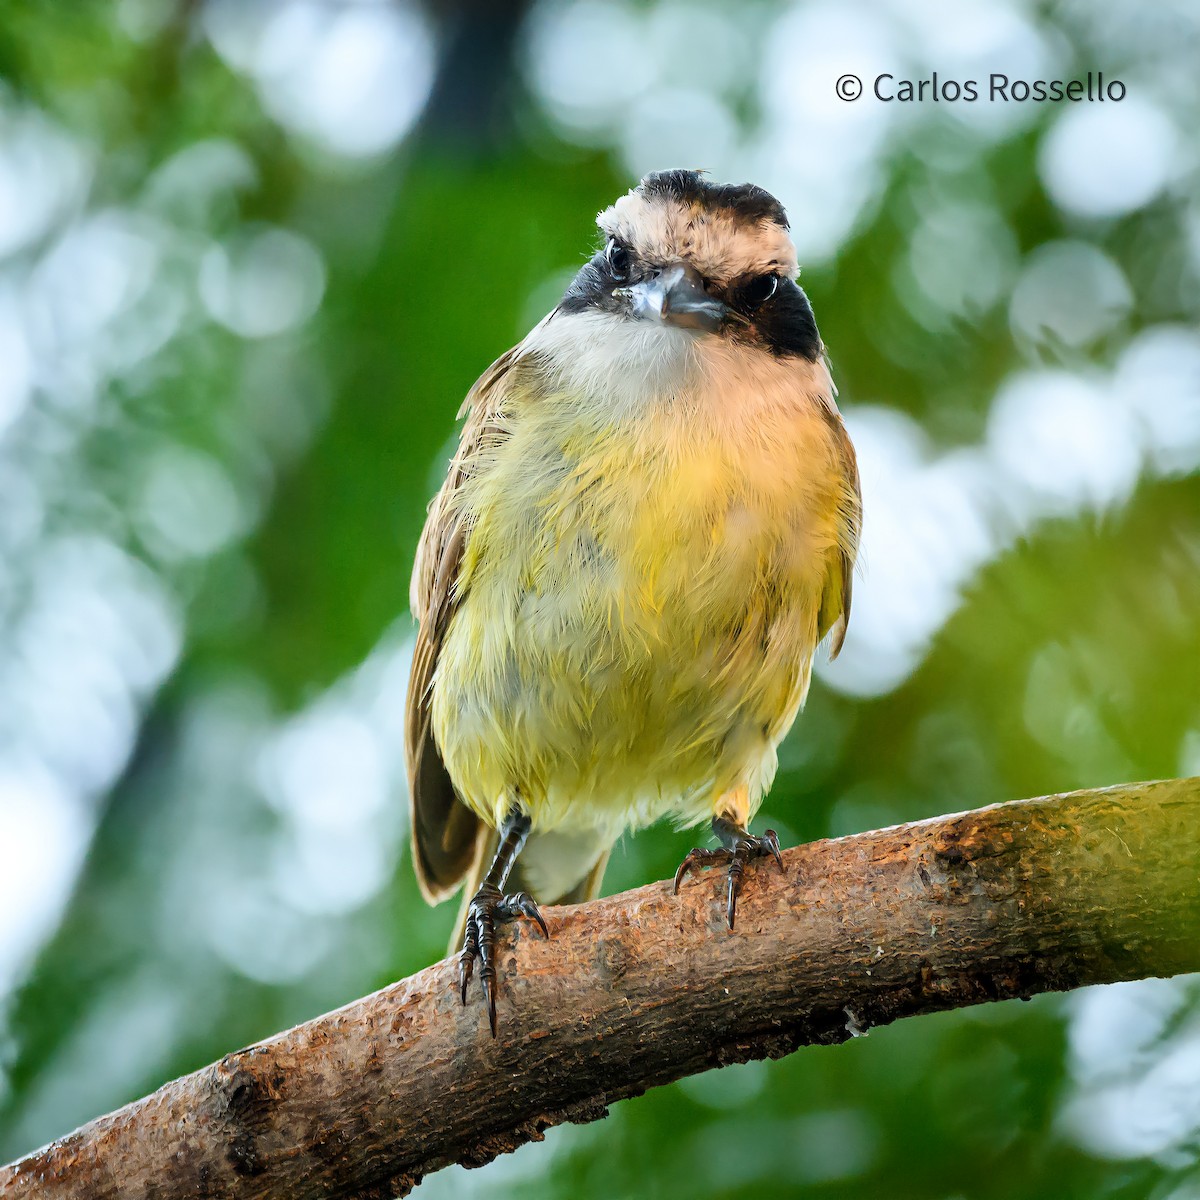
[406,170,861,1035]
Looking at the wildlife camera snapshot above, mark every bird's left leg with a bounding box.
[674,786,784,929]
[458,807,548,1037]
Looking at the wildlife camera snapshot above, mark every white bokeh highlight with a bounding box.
[204,0,435,159]
[1060,979,1200,1161]
[1039,99,1179,219]
[199,226,326,339]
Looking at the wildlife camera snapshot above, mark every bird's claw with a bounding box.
[456,883,548,1037]
[673,828,784,929]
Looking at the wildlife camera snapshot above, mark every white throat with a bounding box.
[522,309,705,415]
[521,307,831,428]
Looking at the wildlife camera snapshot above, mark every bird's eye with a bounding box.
[605,240,631,282]
[743,273,779,309]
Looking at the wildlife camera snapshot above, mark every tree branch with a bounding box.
[3,778,1198,1199]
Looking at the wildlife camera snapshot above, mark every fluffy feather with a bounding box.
[407,174,861,912]
[427,309,857,845]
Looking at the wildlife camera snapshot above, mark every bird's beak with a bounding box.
[615,262,728,332]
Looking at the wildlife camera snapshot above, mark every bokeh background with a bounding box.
[1,0,1199,1196]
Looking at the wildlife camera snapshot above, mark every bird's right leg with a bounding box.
[458,807,548,1037]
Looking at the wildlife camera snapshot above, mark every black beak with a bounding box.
[616,262,728,332]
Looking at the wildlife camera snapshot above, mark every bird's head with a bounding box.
[559,169,820,360]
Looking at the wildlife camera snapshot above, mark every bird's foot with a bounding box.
[457,883,548,1036]
[673,826,784,929]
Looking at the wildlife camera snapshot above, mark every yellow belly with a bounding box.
[430,364,847,837]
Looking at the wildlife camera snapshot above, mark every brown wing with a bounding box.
[405,347,522,903]
[815,369,862,660]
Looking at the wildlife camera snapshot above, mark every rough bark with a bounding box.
[2,778,1198,1199]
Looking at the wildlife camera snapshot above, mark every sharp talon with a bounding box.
[458,954,472,1005]
[457,921,478,1004]
[531,907,549,939]
[673,852,699,894]
[675,823,787,929]
[503,891,549,939]
[765,829,784,873]
[674,847,728,894]
[484,976,498,1039]
[457,880,544,1035]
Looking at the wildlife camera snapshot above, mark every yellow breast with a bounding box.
[430,327,852,837]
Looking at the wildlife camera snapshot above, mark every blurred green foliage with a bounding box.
[0,2,1198,1198]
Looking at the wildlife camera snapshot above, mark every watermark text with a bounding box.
[835,72,1125,103]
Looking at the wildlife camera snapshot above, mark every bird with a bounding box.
[405,169,861,1036]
